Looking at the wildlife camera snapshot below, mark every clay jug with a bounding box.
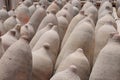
[46,1,60,14]
[0,6,9,21]
[57,15,69,42]
[30,23,54,49]
[39,0,50,9]
[83,13,96,26]
[89,33,120,80]
[37,10,58,31]
[32,43,53,80]
[62,2,75,17]
[1,30,17,51]
[33,26,60,64]
[20,23,35,41]
[8,9,15,17]
[95,13,117,32]
[61,11,86,48]
[56,8,72,23]
[23,0,33,7]
[71,0,81,16]
[81,1,93,11]
[4,15,17,32]
[54,0,66,8]
[29,3,37,16]
[98,6,112,19]
[71,0,81,10]
[84,5,98,24]
[80,13,95,27]
[56,48,90,80]
[0,33,32,80]
[50,65,81,80]
[98,1,112,14]
[29,6,46,32]
[55,19,95,69]
[15,3,30,25]
[73,6,80,16]
[94,22,117,63]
